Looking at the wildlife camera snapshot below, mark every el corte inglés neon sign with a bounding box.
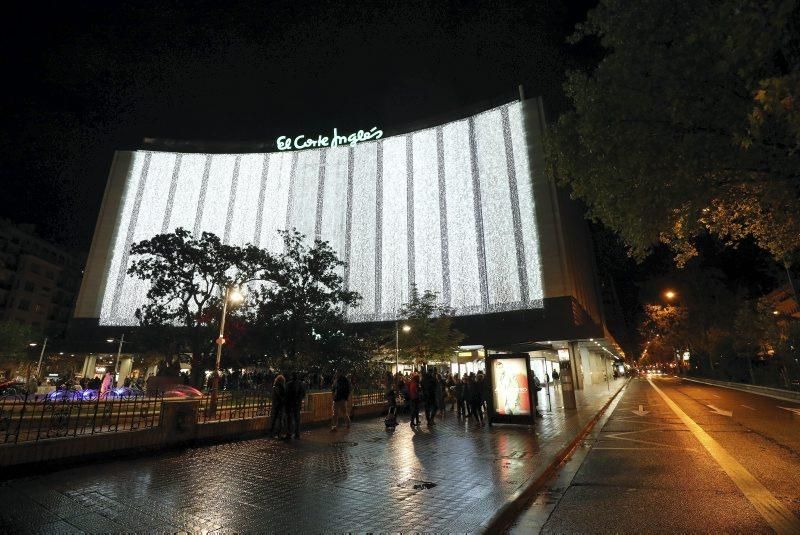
[276,127,383,151]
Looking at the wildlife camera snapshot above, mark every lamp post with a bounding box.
[209,286,244,415]
[30,337,47,378]
[395,321,411,374]
[106,334,127,387]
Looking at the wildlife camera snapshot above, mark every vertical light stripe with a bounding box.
[436,127,451,306]
[161,154,182,234]
[223,154,242,244]
[253,154,271,244]
[501,107,529,304]
[380,136,409,318]
[468,118,490,312]
[374,142,383,315]
[412,129,443,300]
[193,155,213,236]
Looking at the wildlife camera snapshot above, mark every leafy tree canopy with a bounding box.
[248,230,362,370]
[127,228,278,384]
[397,286,464,364]
[0,321,35,357]
[549,0,800,266]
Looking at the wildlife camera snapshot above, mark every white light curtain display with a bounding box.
[99,101,544,325]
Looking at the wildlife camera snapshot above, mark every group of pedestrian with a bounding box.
[269,372,307,440]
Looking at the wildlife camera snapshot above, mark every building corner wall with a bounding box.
[73,151,134,319]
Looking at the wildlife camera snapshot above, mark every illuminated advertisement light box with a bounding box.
[486,353,535,426]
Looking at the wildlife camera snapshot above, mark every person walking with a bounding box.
[455,375,466,418]
[446,374,456,412]
[330,371,351,431]
[408,373,421,428]
[421,370,437,426]
[270,374,287,438]
[467,375,484,426]
[435,372,446,419]
[286,372,307,438]
[531,373,544,418]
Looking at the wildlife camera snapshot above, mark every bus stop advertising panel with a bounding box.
[486,353,535,426]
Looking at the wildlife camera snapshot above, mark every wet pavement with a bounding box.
[0,379,624,533]
[510,376,800,534]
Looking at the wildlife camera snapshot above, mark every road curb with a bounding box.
[480,379,629,534]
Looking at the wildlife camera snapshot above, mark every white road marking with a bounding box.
[741,405,756,411]
[707,404,733,417]
[649,378,800,533]
[593,447,697,451]
[778,406,800,416]
[631,404,650,416]
[711,394,720,398]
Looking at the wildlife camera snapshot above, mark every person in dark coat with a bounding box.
[330,371,351,431]
[467,375,484,426]
[421,370,437,426]
[286,373,307,438]
[270,374,287,438]
[454,375,466,418]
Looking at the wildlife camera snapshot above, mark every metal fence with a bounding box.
[197,389,273,424]
[0,392,162,445]
[196,386,387,424]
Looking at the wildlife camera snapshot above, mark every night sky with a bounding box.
[1,0,597,254]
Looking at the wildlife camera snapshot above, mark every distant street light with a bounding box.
[395,322,411,374]
[29,337,48,380]
[107,334,127,387]
[209,286,245,415]
[664,290,676,301]
[773,310,780,316]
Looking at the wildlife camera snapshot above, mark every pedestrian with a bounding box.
[331,370,351,431]
[422,370,437,426]
[467,375,484,426]
[270,374,287,438]
[531,373,544,418]
[446,374,456,412]
[455,375,466,418]
[408,372,421,428]
[435,372,446,419]
[286,372,306,438]
[552,369,559,381]
[100,371,113,397]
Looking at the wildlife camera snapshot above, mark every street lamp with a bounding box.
[664,290,676,301]
[209,286,244,415]
[395,322,411,374]
[29,337,48,378]
[106,334,127,387]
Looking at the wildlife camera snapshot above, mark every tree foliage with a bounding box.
[549,0,800,266]
[127,228,278,384]
[397,287,464,364]
[248,230,361,371]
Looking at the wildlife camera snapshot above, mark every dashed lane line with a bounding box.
[741,405,756,411]
[648,378,800,534]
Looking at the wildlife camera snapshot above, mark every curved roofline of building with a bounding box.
[138,90,521,153]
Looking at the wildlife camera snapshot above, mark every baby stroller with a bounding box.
[384,389,398,430]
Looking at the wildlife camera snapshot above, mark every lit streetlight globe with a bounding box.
[228,288,244,304]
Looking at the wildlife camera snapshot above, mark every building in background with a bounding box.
[71,96,626,392]
[0,219,83,337]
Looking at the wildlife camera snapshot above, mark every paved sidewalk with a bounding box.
[0,378,625,533]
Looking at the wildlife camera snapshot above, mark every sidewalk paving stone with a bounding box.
[0,379,624,533]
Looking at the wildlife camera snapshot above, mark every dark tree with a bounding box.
[549,0,800,266]
[127,228,278,386]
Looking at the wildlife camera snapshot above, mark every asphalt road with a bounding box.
[510,375,800,534]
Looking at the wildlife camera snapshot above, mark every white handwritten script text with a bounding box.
[276,127,383,151]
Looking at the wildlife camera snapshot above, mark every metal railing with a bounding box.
[196,386,387,424]
[0,392,162,445]
[197,389,273,424]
